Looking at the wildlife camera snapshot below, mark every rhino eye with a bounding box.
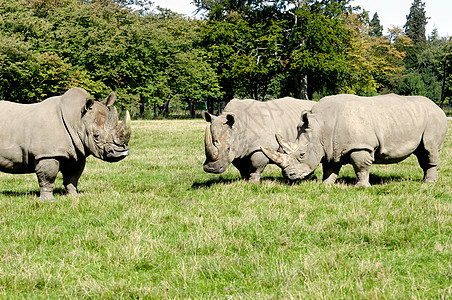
[297,153,305,161]
[93,132,100,141]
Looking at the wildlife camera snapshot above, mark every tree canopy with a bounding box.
[0,0,450,118]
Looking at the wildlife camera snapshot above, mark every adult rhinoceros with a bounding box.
[0,87,131,200]
[262,94,448,187]
[202,97,315,182]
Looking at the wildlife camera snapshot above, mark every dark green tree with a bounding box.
[369,12,383,37]
[403,0,429,70]
[404,0,428,45]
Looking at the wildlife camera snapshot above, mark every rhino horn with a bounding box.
[205,125,218,160]
[115,110,131,144]
[122,110,131,136]
[106,107,119,131]
[261,146,289,168]
[275,134,297,154]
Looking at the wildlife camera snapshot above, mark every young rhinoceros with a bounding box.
[0,87,131,200]
[202,97,315,182]
[262,94,448,187]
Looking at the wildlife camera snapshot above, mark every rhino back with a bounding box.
[314,94,447,163]
[224,97,314,156]
[0,98,75,173]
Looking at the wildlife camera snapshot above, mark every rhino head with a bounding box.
[261,112,323,180]
[202,111,238,174]
[81,92,131,162]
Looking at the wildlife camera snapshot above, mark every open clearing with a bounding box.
[0,119,450,298]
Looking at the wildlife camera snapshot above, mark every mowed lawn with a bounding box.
[0,119,450,298]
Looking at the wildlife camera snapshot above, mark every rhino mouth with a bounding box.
[203,161,226,174]
[105,146,130,162]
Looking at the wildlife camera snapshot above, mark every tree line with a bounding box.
[0,0,450,118]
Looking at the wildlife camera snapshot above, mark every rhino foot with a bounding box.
[422,167,439,183]
[354,181,371,188]
[39,193,56,201]
[422,177,438,183]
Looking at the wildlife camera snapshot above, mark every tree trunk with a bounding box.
[190,100,196,118]
[439,56,448,107]
[139,94,145,117]
[295,74,309,100]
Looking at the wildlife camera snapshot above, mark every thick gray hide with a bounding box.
[202,97,315,182]
[0,87,131,200]
[262,94,448,187]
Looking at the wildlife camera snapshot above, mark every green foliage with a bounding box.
[0,0,450,113]
[399,72,426,95]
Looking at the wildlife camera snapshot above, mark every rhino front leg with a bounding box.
[349,150,373,188]
[248,152,269,182]
[35,158,60,200]
[322,163,342,184]
[61,159,86,195]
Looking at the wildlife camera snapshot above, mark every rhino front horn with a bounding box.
[205,125,219,160]
[123,110,131,135]
[261,146,289,168]
[275,134,297,154]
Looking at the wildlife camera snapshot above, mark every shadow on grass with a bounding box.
[0,187,74,198]
[192,176,304,189]
[193,173,411,189]
[336,173,408,186]
[191,177,242,189]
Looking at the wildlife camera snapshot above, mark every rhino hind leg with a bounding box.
[349,150,373,188]
[414,143,440,183]
[35,158,60,200]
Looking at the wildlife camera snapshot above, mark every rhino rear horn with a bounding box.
[275,134,297,154]
[261,146,289,168]
[106,107,119,131]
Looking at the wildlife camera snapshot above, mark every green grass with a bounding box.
[0,119,450,298]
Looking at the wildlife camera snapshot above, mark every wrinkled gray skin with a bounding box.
[262,94,448,187]
[0,87,131,200]
[202,97,315,182]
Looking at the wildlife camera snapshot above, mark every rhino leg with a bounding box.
[233,152,267,182]
[248,152,269,182]
[414,145,440,183]
[349,150,373,188]
[322,163,342,184]
[61,159,86,195]
[35,159,60,200]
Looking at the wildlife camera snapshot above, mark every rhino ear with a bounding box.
[225,113,235,127]
[101,92,116,107]
[81,98,95,116]
[301,110,310,125]
[202,111,215,123]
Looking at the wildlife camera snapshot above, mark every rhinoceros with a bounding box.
[262,94,448,187]
[0,87,131,200]
[202,97,315,182]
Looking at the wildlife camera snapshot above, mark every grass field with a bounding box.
[0,119,450,298]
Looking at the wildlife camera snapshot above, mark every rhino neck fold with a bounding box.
[234,121,249,159]
[58,103,85,158]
